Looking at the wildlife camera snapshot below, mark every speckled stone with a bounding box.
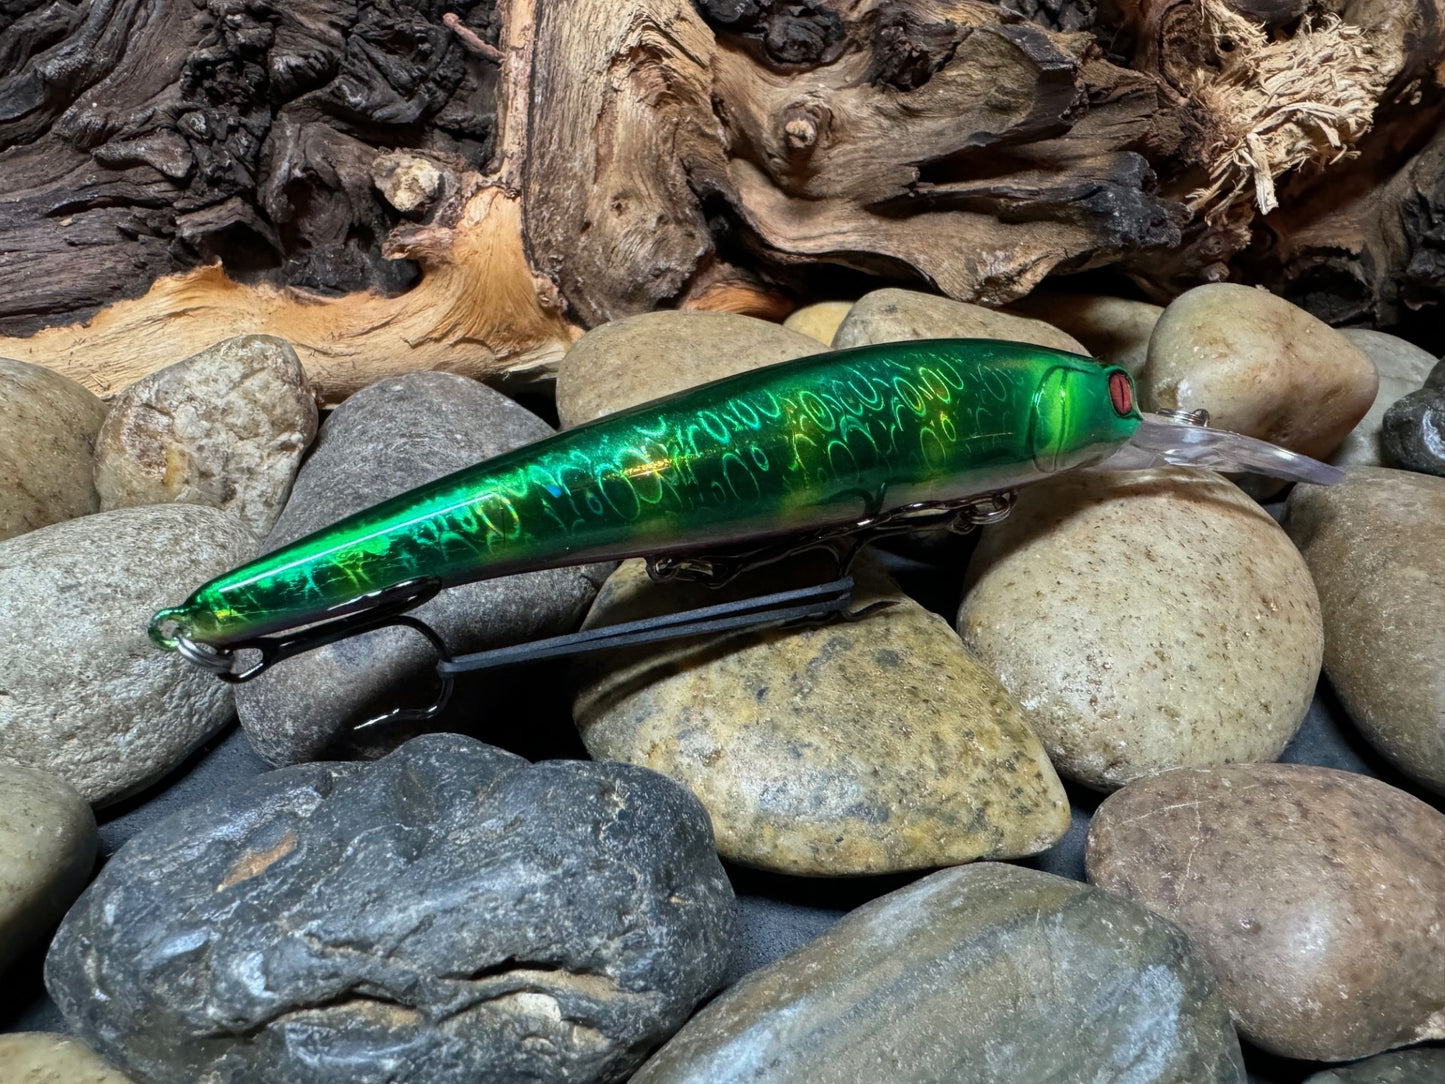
[1142,283,1377,462]
[573,557,1070,875]
[1303,1047,1445,1083]
[782,300,853,344]
[1087,763,1445,1061]
[958,467,1322,790]
[46,733,736,1084]
[0,763,96,975]
[631,863,1245,1084]
[555,311,827,427]
[0,1034,136,1083]
[832,288,1087,354]
[0,357,106,541]
[93,335,317,536]
[1332,330,1438,468]
[0,505,255,804]
[1008,292,1162,374]
[1284,468,1445,793]
[233,371,609,765]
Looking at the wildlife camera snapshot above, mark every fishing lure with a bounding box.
[149,338,1340,714]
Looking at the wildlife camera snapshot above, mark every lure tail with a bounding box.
[1098,412,1345,485]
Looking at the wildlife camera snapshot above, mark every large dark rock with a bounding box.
[631,863,1245,1083]
[233,372,610,764]
[45,734,735,1084]
[1382,359,1445,476]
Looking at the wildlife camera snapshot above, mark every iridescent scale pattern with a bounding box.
[153,339,1140,646]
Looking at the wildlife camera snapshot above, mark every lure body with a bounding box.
[150,339,1140,650]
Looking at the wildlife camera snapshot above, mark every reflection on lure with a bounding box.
[148,338,1341,703]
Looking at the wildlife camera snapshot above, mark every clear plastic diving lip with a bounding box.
[1098,413,1347,486]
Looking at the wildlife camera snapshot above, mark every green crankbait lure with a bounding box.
[150,338,1340,689]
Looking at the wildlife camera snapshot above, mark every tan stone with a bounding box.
[94,335,317,537]
[1007,292,1161,374]
[1087,763,1445,1061]
[783,300,853,345]
[0,358,106,541]
[574,557,1070,875]
[0,763,95,975]
[555,311,827,427]
[0,1034,135,1083]
[958,467,1322,790]
[832,288,1087,353]
[1284,468,1445,793]
[1141,283,1377,462]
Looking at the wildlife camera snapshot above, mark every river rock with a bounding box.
[1332,330,1438,468]
[0,357,106,541]
[233,371,608,765]
[0,505,254,804]
[631,862,1245,1084]
[1284,468,1445,792]
[782,300,853,344]
[1008,292,1162,374]
[1382,380,1445,477]
[573,556,1070,875]
[556,311,827,427]
[1086,763,1445,1061]
[46,733,735,1084]
[0,763,96,975]
[958,467,1322,790]
[1142,283,1377,463]
[93,335,318,536]
[1303,1047,1445,1083]
[0,1033,136,1083]
[832,288,1087,353]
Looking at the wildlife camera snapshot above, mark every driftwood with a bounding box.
[1,1,1442,399]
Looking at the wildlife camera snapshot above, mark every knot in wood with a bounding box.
[782,104,825,151]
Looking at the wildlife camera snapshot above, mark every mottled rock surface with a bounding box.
[1303,1047,1445,1083]
[556,311,826,427]
[832,288,1087,354]
[1008,292,1161,373]
[1332,330,1437,468]
[0,1033,136,1083]
[631,863,1245,1084]
[0,505,254,804]
[93,335,317,536]
[782,300,852,345]
[1142,283,1376,463]
[233,372,608,764]
[574,558,1069,875]
[0,764,96,975]
[1087,763,1445,1061]
[959,467,1322,789]
[1284,468,1445,792]
[46,733,735,1084]
[0,357,106,541]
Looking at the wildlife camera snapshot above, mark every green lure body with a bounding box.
[150,339,1140,650]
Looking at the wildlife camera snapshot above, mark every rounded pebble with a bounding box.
[1007,291,1161,374]
[832,288,1087,353]
[0,505,255,804]
[93,335,318,536]
[0,358,106,541]
[1087,763,1445,1061]
[0,1033,136,1083]
[1332,330,1438,468]
[783,300,853,344]
[958,467,1322,790]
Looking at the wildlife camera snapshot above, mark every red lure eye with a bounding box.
[1109,370,1134,415]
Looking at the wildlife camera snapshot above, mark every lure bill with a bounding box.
[149,338,1340,670]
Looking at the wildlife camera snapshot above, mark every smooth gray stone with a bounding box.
[1332,331,1437,468]
[631,863,1245,1084]
[0,764,96,977]
[1303,1047,1445,1082]
[46,733,735,1084]
[0,505,255,804]
[234,372,609,764]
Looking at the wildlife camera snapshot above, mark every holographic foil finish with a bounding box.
[150,339,1140,648]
